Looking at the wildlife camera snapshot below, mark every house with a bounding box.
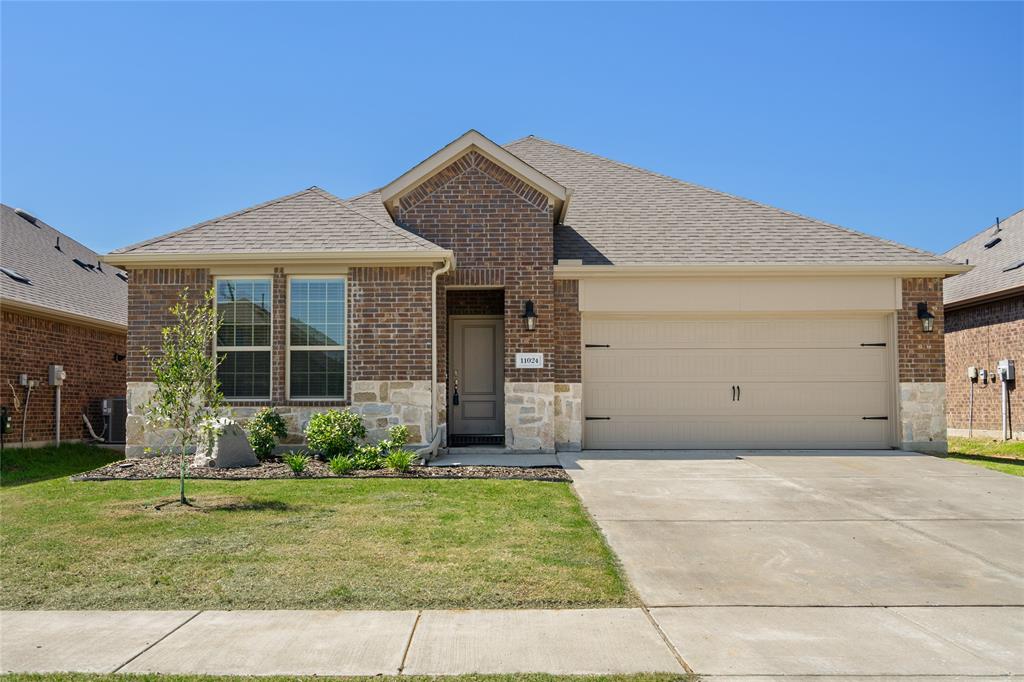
[105,130,967,457]
[1,204,128,447]
[943,209,1022,439]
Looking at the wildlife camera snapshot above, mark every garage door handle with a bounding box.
[585,416,611,421]
[861,342,887,347]
[862,416,889,420]
[585,344,610,348]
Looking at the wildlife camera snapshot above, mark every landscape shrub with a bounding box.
[328,455,355,476]
[304,409,366,459]
[247,408,289,460]
[352,444,385,470]
[284,452,310,475]
[385,449,416,473]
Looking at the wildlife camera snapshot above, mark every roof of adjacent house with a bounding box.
[109,186,445,257]
[1,204,127,329]
[943,208,1024,307]
[504,136,960,268]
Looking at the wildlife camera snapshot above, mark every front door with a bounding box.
[449,316,504,440]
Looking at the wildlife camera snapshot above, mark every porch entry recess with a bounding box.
[449,315,505,446]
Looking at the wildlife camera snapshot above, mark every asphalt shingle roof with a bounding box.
[110,187,443,256]
[1,204,127,328]
[943,209,1024,306]
[504,136,958,267]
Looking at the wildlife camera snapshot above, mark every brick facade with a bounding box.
[127,268,211,382]
[1,309,125,445]
[554,280,581,383]
[945,295,1023,436]
[396,150,557,385]
[349,266,433,383]
[898,277,945,382]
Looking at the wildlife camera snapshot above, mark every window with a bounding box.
[289,277,345,399]
[215,278,272,399]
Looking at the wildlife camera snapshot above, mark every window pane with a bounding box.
[289,278,345,349]
[217,350,270,398]
[253,324,271,346]
[216,279,271,349]
[290,350,345,398]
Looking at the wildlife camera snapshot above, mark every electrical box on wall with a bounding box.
[48,364,66,386]
[998,359,1015,382]
[968,366,978,380]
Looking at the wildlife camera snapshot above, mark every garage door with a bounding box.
[583,315,895,449]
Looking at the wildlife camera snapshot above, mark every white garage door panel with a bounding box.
[582,314,894,450]
[584,316,889,349]
[585,416,892,450]
[584,348,889,383]
[585,380,889,417]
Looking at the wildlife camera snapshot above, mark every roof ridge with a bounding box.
[306,187,441,251]
[112,187,318,255]
[508,136,956,265]
[943,206,1024,256]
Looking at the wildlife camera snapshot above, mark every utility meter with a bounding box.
[968,366,978,380]
[48,364,66,386]
[980,368,988,384]
[997,359,1015,382]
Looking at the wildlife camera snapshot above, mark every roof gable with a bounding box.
[943,209,1024,307]
[107,187,447,265]
[380,130,569,222]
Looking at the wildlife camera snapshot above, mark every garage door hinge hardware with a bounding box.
[862,416,889,420]
[585,416,611,421]
[860,342,887,347]
[585,344,610,348]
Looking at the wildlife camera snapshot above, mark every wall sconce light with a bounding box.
[113,353,126,362]
[523,300,537,331]
[917,302,935,333]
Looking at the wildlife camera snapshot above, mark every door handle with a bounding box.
[731,385,737,401]
[737,385,741,401]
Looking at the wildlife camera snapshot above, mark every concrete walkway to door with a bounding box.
[559,449,1024,679]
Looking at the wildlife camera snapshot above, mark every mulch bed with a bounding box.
[72,455,570,483]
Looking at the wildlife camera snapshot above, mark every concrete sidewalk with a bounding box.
[0,608,686,675]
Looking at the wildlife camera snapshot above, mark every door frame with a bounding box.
[448,314,505,439]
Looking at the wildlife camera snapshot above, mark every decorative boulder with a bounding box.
[192,418,259,468]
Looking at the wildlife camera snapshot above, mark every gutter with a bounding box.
[102,249,456,269]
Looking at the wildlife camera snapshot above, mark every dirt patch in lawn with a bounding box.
[73,455,570,482]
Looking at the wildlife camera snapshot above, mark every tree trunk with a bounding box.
[179,443,187,505]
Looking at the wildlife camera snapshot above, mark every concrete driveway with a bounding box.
[559,450,1024,679]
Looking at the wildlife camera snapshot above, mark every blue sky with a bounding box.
[2,1,1021,255]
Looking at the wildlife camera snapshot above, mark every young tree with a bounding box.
[144,288,225,505]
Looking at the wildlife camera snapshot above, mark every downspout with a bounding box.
[416,255,452,462]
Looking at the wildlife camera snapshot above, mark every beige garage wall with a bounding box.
[579,276,901,314]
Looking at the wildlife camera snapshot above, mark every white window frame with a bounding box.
[286,274,348,401]
[213,275,273,401]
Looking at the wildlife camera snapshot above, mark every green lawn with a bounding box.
[945,436,1024,477]
[0,445,632,610]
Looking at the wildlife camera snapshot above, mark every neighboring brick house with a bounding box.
[1,204,127,447]
[106,130,966,457]
[943,209,1023,439]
